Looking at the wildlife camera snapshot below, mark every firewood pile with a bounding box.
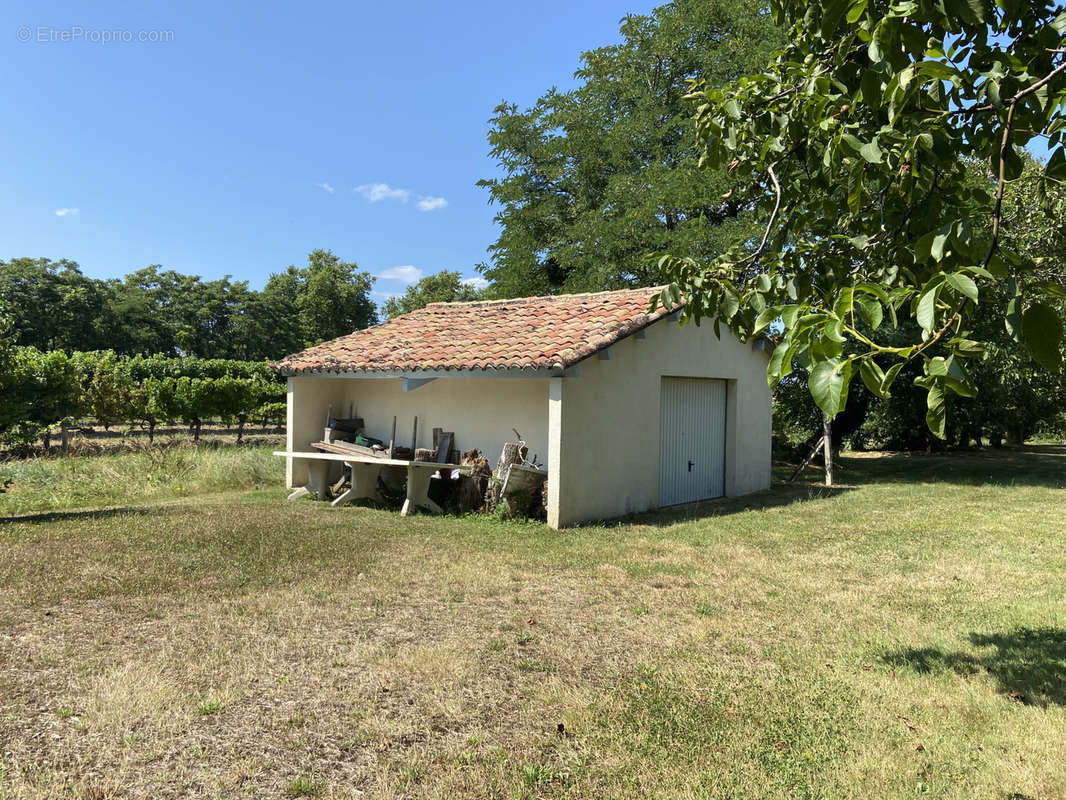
[313,410,547,520]
[457,449,491,512]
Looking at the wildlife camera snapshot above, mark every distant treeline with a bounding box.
[0,249,376,361]
[1,349,286,448]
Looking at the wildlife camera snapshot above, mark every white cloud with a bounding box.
[315,182,335,194]
[354,181,447,212]
[416,195,448,212]
[462,276,490,290]
[355,182,411,203]
[375,265,423,284]
[54,207,79,217]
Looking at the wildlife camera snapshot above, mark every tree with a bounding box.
[262,250,377,350]
[657,0,1066,437]
[773,156,1066,451]
[478,0,784,297]
[382,270,483,318]
[0,258,108,351]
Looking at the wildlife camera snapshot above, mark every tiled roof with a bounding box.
[273,287,675,375]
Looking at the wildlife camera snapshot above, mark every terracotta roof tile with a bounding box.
[273,286,673,375]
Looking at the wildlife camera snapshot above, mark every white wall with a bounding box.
[547,317,771,528]
[286,376,550,489]
[286,376,347,487]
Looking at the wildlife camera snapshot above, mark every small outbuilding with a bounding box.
[274,286,771,528]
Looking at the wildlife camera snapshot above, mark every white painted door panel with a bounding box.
[659,377,726,506]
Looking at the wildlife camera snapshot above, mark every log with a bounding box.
[496,442,527,472]
[500,463,547,517]
[789,434,826,482]
[458,448,491,512]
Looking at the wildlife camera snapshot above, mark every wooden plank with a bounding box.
[274,451,466,469]
[411,416,418,451]
[313,440,385,458]
[436,432,453,464]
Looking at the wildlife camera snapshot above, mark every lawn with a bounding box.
[1,445,1064,799]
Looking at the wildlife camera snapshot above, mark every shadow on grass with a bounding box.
[883,627,1066,707]
[617,445,1063,530]
[836,445,1066,489]
[0,506,157,526]
[592,483,857,530]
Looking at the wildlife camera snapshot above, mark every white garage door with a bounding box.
[659,377,727,507]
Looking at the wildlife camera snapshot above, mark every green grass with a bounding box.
[0,445,1064,798]
[0,442,283,516]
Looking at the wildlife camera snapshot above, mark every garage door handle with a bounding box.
[688,460,694,472]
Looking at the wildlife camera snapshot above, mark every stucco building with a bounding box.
[274,286,772,528]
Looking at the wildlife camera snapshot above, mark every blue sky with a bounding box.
[0,0,658,303]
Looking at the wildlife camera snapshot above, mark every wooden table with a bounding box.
[274,451,465,516]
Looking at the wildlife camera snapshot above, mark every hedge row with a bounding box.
[1,349,285,446]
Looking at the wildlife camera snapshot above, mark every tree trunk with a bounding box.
[237,415,247,444]
[61,423,71,455]
[43,429,51,451]
[148,418,156,443]
[822,413,834,488]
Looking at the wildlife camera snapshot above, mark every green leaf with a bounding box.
[963,0,987,22]
[880,362,905,394]
[859,140,883,164]
[820,0,850,37]
[930,229,950,262]
[1005,278,1022,342]
[833,287,855,319]
[916,285,940,332]
[824,318,847,343]
[1022,302,1064,371]
[1046,146,1066,181]
[753,305,780,334]
[780,305,802,329]
[951,338,986,356]
[859,358,888,398]
[718,287,740,321]
[986,253,1009,279]
[766,341,792,388]
[846,0,867,23]
[925,382,947,439]
[809,358,848,417]
[1035,281,1066,300]
[926,356,950,376]
[856,296,883,330]
[944,272,978,303]
[841,133,864,153]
